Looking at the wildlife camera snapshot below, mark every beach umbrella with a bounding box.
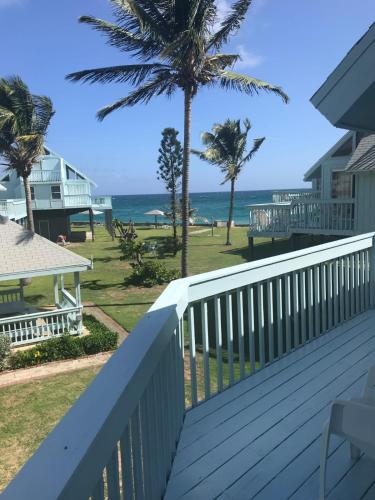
[144,209,165,227]
[81,209,103,215]
[0,184,6,192]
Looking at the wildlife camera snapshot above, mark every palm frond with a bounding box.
[115,0,169,42]
[241,136,265,164]
[218,70,289,103]
[97,72,177,120]
[67,63,169,86]
[210,0,252,49]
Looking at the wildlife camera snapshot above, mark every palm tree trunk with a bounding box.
[181,86,193,277]
[171,158,178,254]
[23,175,35,232]
[226,178,235,246]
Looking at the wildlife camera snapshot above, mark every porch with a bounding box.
[3,232,375,499]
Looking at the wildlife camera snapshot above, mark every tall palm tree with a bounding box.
[193,118,264,245]
[0,76,54,232]
[67,0,288,276]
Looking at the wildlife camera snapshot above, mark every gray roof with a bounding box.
[345,134,375,172]
[0,218,91,281]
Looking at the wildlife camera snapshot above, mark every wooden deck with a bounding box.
[165,310,375,500]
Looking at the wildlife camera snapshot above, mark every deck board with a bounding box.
[165,311,375,499]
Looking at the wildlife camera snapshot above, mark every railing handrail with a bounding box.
[4,233,375,499]
[0,306,80,325]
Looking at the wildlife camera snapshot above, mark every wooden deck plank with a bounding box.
[165,311,375,500]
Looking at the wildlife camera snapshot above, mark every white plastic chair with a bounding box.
[320,366,375,500]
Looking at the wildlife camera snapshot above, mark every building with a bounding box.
[0,217,92,346]
[0,146,112,241]
[248,22,375,249]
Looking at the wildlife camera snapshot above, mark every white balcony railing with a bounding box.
[0,288,24,315]
[0,199,27,220]
[4,233,375,499]
[32,194,92,210]
[272,190,321,203]
[249,203,291,236]
[92,195,112,209]
[0,306,83,347]
[29,170,62,183]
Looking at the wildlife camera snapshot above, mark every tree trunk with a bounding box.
[171,157,178,254]
[23,175,35,232]
[181,86,193,277]
[226,178,235,245]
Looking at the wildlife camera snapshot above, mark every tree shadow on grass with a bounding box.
[84,301,155,308]
[25,294,47,304]
[82,279,124,291]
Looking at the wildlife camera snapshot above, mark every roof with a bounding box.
[0,218,92,281]
[304,131,354,181]
[345,134,375,172]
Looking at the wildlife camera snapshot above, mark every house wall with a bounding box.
[354,173,375,233]
[320,156,351,199]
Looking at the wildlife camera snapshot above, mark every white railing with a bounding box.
[29,170,62,183]
[249,203,291,235]
[92,195,112,209]
[272,190,321,203]
[60,288,77,308]
[3,233,375,499]
[291,200,354,234]
[32,195,91,210]
[0,288,24,315]
[63,194,91,207]
[0,199,27,220]
[0,307,82,347]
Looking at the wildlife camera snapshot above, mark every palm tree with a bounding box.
[0,76,54,232]
[67,0,288,277]
[193,118,264,245]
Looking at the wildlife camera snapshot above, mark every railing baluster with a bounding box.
[201,300,210,399]
[307,267,314,340]
[345,255,350,320]
[247,285,256,373]
[236,289,245,379]
[300,269,306,344]
[321,263,327,332]
[350,253,355,316]
[314,266,321,336]
[91,476,105,500]
[225,293,234,385]
[131,405,145,499]
[188,305,197,406]
[355,252,360,314]
[360,251,365,312]
[214,295,223,392]
[106,446,120,500]
[365,250,370,310]
[292,272,299,349]
[284,274,291,353]
[267,280,274,362]
[276,277,283,356]
[339,257,345,323]
[327,261,333,329]
[257,284,265,368]
[120,424,134,500]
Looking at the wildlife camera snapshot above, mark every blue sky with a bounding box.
[0,0,374,194]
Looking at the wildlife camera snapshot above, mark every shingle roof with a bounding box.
[0,218,91,281]
[345,134,375,172]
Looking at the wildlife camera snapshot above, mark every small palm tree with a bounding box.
[193,118,264,245]
[0,76,54,232]
[67,0,288,276]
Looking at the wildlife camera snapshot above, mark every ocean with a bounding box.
[74,190,303,225]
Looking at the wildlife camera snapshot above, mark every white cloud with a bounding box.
[235,44,264,68]
[0,0,24,7]
[214,0,231,31]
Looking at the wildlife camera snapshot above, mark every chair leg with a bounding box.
[350,443,361,461]
[320,422,331,500]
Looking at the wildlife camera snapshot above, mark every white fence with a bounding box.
[249,203,291,236]
[3,233,375,499]
[0,307,82,347]
[0,199,27,221]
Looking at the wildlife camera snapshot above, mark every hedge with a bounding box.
[7,314,118,370]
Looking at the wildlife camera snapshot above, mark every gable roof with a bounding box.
[304,131,354,181]
[43,146,97,188]
[345,134,375,172]
[0,218,92,281]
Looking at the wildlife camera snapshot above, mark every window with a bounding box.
[331,172,353,199]
[51,185,61,199]
[30,186,35,200]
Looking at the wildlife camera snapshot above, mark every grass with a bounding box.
[0,223,329,491]
[0,366,101,491]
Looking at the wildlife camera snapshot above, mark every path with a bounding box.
[83,301,129,344]
[189,228,212,235]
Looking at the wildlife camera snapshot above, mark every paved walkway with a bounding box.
[83,301,129,344]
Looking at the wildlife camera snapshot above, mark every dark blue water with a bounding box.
[74,190,304,225]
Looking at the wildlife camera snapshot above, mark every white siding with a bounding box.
[355,172,375,233]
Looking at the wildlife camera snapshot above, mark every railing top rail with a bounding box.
[0,306,80,324]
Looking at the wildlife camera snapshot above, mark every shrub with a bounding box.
[8,314,118,370]
[0,333,11,371]
[119,239,146,264]
[126,260,180,287]
[157,236,183,257]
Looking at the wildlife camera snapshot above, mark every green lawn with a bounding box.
[0,224,326,491]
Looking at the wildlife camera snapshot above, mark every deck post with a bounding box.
[371,236,375,307]
[60,274,65,292]
[74,272,83,335]
[89,208,95,242]
[248,237,254,260]
[53,275,59,306]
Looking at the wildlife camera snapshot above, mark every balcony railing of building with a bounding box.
[272,190,321,203]
[0,199,27,221]
[32,194,92,210]
[248,199,355,237]
[29,170,62,183]
[3,232,374,499]
[92,195,112,209]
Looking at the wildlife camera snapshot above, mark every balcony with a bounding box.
[272,190,321,203]
[249,197,355,238]
[3,233,375,499]
[29,170,62,183]
[32,194,92,210]
[92,195,112,210]
[0,199,27,221]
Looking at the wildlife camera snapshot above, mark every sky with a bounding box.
[0,0,374,195]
